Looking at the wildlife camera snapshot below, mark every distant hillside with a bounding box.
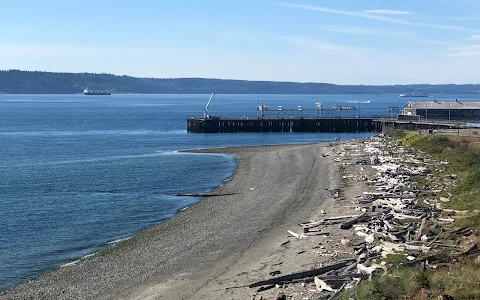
[0,70,479,94]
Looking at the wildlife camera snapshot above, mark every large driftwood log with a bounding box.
[339,213,367,230]
[276,272,365,285]
[248,259,356,288]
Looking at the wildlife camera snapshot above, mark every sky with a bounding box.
[1,0,480,85]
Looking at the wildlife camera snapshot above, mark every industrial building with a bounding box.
[402,100,480,121]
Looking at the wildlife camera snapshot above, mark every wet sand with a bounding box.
[0,143,341,300]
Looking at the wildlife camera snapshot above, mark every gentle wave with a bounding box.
[1,99,34,102]
[60,252,97,268]
[1,99,94,103]
[5,150,227,168]
[10,151,185,167]
[60,260,80,267]
[108,103,175,107]
[61,236,132,268]
[106,236,132,245]
[155,150,180,154]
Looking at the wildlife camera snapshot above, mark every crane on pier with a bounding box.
[204,93,215,119]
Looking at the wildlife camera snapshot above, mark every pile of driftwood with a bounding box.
[249,135,478,299]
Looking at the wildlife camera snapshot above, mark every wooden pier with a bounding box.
[187,117,382,133]
[189,96,466,134]
[186,117,466,133]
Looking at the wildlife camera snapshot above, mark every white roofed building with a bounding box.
[402,100,480,121]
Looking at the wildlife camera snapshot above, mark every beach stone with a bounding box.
[276,291,286,300]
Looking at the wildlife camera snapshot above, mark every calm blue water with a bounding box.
[0,93,477,290]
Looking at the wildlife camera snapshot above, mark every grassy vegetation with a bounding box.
[341,258,480,299]
[339,265,426,300]
[429,258,480,299]
[398,133,450,155]
[382,253,408,264]
[398,132,480,231]
[339,132,480,299]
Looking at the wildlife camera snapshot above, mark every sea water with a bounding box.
[0,93,476,289]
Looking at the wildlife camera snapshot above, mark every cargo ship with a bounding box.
[399,93,428,97]
[83,88,111,95]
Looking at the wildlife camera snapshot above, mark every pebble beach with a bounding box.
[1,142,345,300]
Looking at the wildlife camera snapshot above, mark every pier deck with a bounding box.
[187,117,381,133]
[187,117,465,133]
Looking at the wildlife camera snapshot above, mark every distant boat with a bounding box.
[83,88,111,95]
[399,93,428,98]
[347,100,371,104]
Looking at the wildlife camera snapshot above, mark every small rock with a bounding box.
[341,238,352,246]
[269,270,281,276]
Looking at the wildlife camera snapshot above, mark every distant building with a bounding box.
[402,100,480,121]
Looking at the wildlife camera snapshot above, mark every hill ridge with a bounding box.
[1,70,479,94]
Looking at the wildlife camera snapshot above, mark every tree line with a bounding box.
[0,70,479,94]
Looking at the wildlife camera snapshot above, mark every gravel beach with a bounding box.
[0,143,341,300]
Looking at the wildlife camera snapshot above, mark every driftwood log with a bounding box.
[339,213,367,230]
[415,218,427,241]
[275,272,365,285]
[248,259,356,288]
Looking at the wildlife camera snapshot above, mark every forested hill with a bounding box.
[1,70,479,94]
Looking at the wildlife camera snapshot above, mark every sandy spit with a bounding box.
[0,143,341,300]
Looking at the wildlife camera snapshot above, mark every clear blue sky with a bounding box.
[1,0,480,84]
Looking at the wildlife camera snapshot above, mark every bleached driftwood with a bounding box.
[287,230,301,239]
[314,276,336,292]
